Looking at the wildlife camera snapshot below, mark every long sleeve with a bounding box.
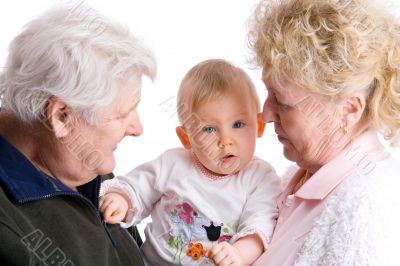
[101,153,165,227]
[231,158,281,248]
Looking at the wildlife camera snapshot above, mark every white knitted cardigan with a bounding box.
[292,156,400,266]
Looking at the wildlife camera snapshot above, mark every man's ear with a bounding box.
[257,113,266,138]
[46,97,72,138]
[176,126,191,149]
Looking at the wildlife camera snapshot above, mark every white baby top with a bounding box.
[101,148,281,265]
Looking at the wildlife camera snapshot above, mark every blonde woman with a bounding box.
[248,0,400,265]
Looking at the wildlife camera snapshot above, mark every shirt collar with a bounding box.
[0,134,100,207]
[294,130,389,200]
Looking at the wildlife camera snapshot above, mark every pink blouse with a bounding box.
[253,131,390,265]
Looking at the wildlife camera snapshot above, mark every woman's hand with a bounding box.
[99,192,129,224]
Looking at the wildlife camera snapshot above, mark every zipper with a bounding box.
[18,191,117,247]
[96,177,117,247]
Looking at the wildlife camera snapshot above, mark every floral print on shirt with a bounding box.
[166,201,236,265]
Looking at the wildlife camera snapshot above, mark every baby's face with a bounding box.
[187,89,258,176]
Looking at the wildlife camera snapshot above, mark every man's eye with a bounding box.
[204,126,216,134]
[233,121,244,128]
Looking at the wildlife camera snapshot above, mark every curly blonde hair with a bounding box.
[248,0,400,146]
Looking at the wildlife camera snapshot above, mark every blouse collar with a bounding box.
[295,130,390,200]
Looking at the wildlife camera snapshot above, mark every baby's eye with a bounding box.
[204,126,216,134]
[232,121,244,128]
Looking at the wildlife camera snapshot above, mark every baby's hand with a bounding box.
[99,192,129,224]
[207,242,245,266]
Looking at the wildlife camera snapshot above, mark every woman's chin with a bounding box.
[95,158,116,176]
[283,146,299,163]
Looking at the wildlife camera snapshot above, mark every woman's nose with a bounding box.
[262,96,279,123]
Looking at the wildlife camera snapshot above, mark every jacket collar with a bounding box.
[0,134,100,207]
[294,130,390,200]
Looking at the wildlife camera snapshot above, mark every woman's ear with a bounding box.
[257,113,266,138]
[176,126,191,149]
[46,97,72,138]
[340,93,367,128]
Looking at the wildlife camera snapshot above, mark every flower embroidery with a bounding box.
[186,242,207,261]
[176,202,196,224]
[166,201,235,264]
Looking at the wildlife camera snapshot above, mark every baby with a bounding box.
[100,59,281,265]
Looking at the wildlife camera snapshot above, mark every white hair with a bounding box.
[0,4,156,125]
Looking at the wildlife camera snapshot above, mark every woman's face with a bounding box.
[261,72,343,171]
[73,79,143,176]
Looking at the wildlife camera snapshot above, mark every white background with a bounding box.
[0,0,294,177]
[1,1,399,237]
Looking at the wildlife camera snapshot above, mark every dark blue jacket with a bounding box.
[0,135,144,266]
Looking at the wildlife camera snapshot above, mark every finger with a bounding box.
[103,203,119,221]
[210,243,237,265]
[105,201,128,223]
[99,197,104,207]
[105,211,126,224]
[207,243,223,258]
[99,197,113,214]
[218,257,233,266]
[210,249,228,265]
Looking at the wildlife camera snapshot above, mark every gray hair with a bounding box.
[0,4,156,125]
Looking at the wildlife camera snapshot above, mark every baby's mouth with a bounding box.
[220,154,235,163]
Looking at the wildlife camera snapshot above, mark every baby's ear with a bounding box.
[176,126,192,149]
[257,113,266,138]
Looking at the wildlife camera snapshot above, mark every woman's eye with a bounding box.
[233,121,244,128]
[275,98,291,109]
[204,126,216,134]
[278,101,291,109]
